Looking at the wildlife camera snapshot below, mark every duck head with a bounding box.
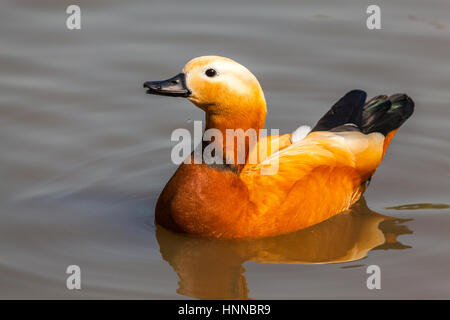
[144,56,267,132]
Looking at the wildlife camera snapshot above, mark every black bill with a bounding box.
[143,73,191,97]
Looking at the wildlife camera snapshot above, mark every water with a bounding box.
[0,0,449,299]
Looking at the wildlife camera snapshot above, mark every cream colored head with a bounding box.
[144,56,267,131]
[183,56,266,113]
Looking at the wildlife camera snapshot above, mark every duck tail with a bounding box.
[311,89,367,133]
[311,90,415,134]
[360,94,414,135]
[360,93,414,157]
[312,90,414,156]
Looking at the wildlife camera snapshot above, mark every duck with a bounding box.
[143,56,414,238]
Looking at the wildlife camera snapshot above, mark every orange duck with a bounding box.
[143,56,414,238]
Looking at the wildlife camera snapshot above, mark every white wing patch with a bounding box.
[290,125,312,143]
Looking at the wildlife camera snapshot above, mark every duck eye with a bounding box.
[205,68,217,77]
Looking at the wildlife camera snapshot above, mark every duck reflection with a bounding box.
[156,197,412,299]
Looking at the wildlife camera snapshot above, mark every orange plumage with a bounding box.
[144,56,414,238]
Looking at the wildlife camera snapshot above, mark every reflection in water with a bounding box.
[386,203,450,210]
[156,198,412,299]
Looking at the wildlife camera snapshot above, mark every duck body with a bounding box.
[144,56,414,238]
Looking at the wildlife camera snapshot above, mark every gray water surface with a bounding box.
[0,0,449,299]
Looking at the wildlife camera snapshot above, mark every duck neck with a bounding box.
[203,106,266,171]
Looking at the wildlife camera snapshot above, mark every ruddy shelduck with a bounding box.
[143,56,414,238]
